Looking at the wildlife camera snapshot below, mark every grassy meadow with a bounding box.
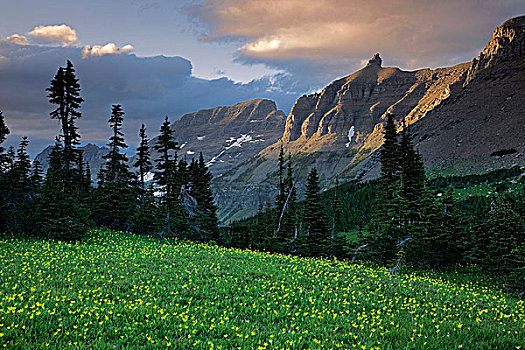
[1,230,523,349]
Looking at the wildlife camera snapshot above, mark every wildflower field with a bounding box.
[1,230,523,349]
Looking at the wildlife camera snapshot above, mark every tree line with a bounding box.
[0,60,219,242]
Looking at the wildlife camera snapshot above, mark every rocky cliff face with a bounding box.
[215,15,525,222]
[150,99,286,176]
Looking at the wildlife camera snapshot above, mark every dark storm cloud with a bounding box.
[0,42,298,157]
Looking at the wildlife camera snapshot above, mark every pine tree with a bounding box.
[301,167,329,257]
[134,124,152,192]
[369,112,402,263]
[275,145,286,222]
[102,105,129,182]
[330,178,346,258]
[397,122,437,267]
[189,153,219,242]
[153,116,185,237]
[31,161,44,187]
[131,124,156,235]
[13,137,31,195]
[94,104,135,230]
[0,110,9,160]
[0,113,10,232]
[36,142,90,240]
[46,60,84,185]
[483,194,524,272]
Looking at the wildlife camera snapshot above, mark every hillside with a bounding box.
[1,230,523,349]
[214,16,525,221]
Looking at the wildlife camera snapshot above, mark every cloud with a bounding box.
[187,0,524,79]
[81,43,135,58]
[5,34,29,46]
[0,42,299,157]
[28,24,78,46]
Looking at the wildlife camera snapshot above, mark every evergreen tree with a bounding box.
[36,142,90,240]
[0,110,9,163]
[46,60,84,185]
[102,105,129,181]
[482,194,524,271]
[13,137,31,195]
[397,122,438,267]
[369,113,402,263]
[280,153,297,253]
[330,178,346,257]
[31,161,44,187]
[0,113,10,232]
[94,104,135,230]
[131,124,157,235]
[188,153,219,242]
[134,124,152,192]
[301,167,329,256]
[275,145,286,222]
[153,116,185,237]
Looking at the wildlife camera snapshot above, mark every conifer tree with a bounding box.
[13,137,31,195]
[330,178,346,257]
[0,110,9,161]
[37,142,90,240]
[94,104,135,230]
[134,124,152,191]
[0,113,10,232]
[31,161,44,187]
[482,194,524,271]
[301,167,329,256]
[189,153,219,242]
[275,145,286,221]
[154,116,185,237]
[369,113,402,262]
[102,105,129,181]
[46,60,84,184]
[131,124,157,235]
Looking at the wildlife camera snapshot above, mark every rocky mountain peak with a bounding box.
[366,53,382,67]
[465,15,525,84]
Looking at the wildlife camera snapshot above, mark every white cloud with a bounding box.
[28,24,78,46]
[81,43,135,58]
[5,34,29,46]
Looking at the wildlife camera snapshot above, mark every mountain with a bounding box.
[35,99,286,181]
[34,143,109,180]
[214,16,525,222]
[149,99,286,176]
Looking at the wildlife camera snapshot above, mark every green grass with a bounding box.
[1,231,524,349]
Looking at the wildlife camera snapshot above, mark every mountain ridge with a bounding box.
[213,15,525,221]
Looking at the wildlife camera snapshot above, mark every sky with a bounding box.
[0,0,523,156]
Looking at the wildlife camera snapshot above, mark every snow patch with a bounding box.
[186,150,195,155]
[197,136,205,140]
[345,126,355,148]
[225,134,252,150]
[144,172,155,182]
[180,143,187,149]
